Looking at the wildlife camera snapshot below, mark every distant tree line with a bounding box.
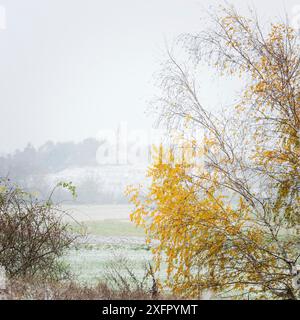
[0,138,103,179]
[0,138,131,204]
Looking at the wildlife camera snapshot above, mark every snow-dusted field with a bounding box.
[62,205,152,284]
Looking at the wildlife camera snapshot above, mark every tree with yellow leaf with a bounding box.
[127,6,300,300]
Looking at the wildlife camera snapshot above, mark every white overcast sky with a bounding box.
[0,0,298,153]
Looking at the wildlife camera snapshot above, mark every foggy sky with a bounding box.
[0,0,298,153]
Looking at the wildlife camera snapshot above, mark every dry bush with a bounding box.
[3,257,176,300]
[0,178,76,280]
[104,256,159,299]
[4,278,174,300]
[4,278,112,300]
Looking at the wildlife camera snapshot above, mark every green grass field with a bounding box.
[65,243,152,285]
[70,219,145,237]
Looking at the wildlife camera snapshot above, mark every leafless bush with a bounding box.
[0,178,76,280]
[104,256,160,299]
[4,277,175,300]
[4,278,112,300]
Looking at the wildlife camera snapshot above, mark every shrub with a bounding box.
[0,178,75,280]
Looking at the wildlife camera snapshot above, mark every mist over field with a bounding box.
[0,135,149,204]
[0,1,297,203]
